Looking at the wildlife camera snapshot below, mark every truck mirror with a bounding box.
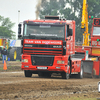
[67,29,73,36]
[18,34,22,38]
[69,29,72,36]
[18,24,22,38]
[18,24,21,34]
[67,25,73,36]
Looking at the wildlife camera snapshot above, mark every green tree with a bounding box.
[0,15,15,38]
[39,0,66,18]
[39,0,100,41]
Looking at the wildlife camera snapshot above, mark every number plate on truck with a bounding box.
[37,67,47,69]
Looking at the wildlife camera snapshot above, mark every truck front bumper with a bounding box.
[21,64,68,73]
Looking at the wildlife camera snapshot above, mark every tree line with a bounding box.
[0,15,15,39]
[38,0,100,41]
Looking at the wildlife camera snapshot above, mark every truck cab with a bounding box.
[18,16,80,79]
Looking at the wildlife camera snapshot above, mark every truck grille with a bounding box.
[23,44,63,56]
[31,55,54,66]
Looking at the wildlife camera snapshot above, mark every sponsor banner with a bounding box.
[24,39,62,45]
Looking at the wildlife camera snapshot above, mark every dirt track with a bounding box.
[0,61,100,100]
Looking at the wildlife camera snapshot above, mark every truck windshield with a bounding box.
[93,27,100,36]
[23,24,65,40]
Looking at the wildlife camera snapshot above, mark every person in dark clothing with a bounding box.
[0,47,2,53]
[1,46,7,64]
[0,47,1,58]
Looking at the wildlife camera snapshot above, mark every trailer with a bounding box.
[75,0,100,78]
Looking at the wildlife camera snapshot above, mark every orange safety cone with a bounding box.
[3,60,7,70]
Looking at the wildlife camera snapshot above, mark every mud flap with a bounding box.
[93,61,100,78]
[82,60,93,77]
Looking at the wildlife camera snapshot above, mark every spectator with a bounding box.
[1,46,7,64]
[0,47,1,54]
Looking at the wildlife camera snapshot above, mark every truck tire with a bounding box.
[78,62,83,79]
[62,59,71,79]
[24,70,32,77]
[62,72,69,79]
[46,73,51,78]
[38,72,44,77]
[38,72,51,78]
[16,47,21,61]
[9,48,17,61]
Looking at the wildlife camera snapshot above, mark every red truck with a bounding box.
[18,16,84,79]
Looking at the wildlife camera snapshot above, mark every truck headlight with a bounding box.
[57,60,64,64]
[22,59,28,63]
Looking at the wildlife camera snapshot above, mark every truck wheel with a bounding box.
[24,70,32,77]
[78,63,83,79]
[38,72,44,77]
[62,72,69,79]
[62,59,71,79]
[9,48,17,61]
[16,47,21,60]
[46,73,51,78]
[38,72,51,78]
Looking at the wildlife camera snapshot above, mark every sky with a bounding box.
[0,0,37,39]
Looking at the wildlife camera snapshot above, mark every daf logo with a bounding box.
[53,45,62,48]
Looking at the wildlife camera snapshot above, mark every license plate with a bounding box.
[37,67,47,70]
